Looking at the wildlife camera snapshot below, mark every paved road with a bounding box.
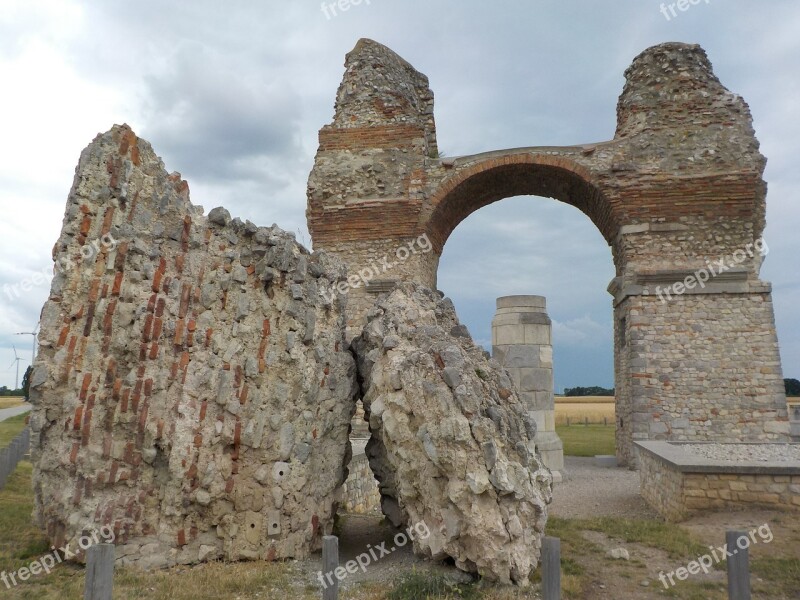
[0,403,32,423]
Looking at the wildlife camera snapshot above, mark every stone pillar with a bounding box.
[492,296,564,476]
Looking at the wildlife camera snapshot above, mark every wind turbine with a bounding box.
[15,323,39,373]
[8,346,21,390]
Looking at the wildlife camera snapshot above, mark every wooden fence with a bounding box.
[563,416,612,427]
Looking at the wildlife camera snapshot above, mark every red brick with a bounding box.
[81,409,92,446]
[80,373,92,401]
[174,320,185,345]
[112,272,124,296]
[69,442,79,464]
[57,326,70,347]
[152,317,163,340]
[152,258,166,292]
[179,283,191,318]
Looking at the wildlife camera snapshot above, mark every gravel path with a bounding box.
[0,403,31,423]
[550,456,658,519]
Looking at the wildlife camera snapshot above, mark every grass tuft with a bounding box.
[751,557,800,597]
[388,570,480,600]
[579,517,709,560]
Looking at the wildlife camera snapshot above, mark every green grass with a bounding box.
[751,557,800,598]
[555,424,615,457]
[662,581,727,600]
[387,571,479,600]
[579,517,710,560]
[539,518,600,598]
[543,517,720,599]
[0,414,29,448]
[0,462,55,575]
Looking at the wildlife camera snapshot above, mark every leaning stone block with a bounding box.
[29,125,357,569]
[353,284,552,585]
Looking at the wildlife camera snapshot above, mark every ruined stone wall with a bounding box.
[315,237,438,339]
[29,125,357,568]
[637,449,686,521]
[308,39,789,465]
[306,38,437,252]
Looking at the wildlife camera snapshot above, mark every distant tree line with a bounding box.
[564,386,615,397]
[0,386,24,397]
[0,366,31,398]
[563,380,799,398]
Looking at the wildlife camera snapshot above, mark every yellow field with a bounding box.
[554,397,615,425]
[554,396,615,404]
[0,398,26,410]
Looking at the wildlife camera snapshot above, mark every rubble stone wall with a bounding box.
[29,125,358,569]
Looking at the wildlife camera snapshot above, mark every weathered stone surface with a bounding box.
[353,284,552,585]
[29,124,357,568]
[308,39,790,467]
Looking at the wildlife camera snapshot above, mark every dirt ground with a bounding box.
[295,456,800,599]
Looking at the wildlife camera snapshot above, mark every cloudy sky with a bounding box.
[0,0,798,392]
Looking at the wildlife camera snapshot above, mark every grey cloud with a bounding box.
[138,43,303,183]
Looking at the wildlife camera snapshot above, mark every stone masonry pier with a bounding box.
[492,296,564,477]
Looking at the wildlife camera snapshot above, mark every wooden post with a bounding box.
[584,417,588,427]
[322,535,339,600]
[10,439,20,465]
[566,417,570,427]
[726,530,751,600]
[542,536,561,600]
[604,416,608,426]
[84,544,115,600]
[0,448,8,488]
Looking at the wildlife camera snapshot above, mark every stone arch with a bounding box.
[425,153,618,259]
[427,157,619,476]
[308,38,790,466]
